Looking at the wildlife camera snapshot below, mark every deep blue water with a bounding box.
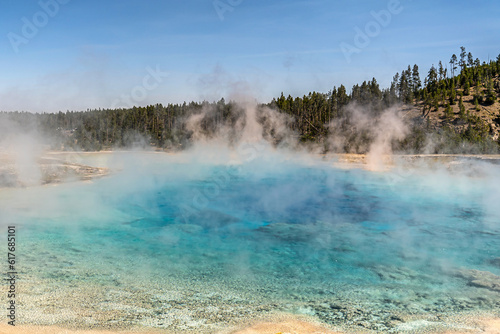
[2,153,500,331]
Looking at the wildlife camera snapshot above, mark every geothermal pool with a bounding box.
[1,151,499,333]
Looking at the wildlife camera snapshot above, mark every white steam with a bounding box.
[0,117,44,186]
[366,107,408,171]
[327,103,409,171]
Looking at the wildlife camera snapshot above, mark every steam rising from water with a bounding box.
[1,101,500,332]
[0,117,44,186]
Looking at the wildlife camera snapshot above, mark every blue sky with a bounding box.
[1,0,499,112]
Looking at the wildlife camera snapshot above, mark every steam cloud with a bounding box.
[1,97,500,333]
[0,116,44,186]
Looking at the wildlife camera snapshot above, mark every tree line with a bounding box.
[1,47,499,154]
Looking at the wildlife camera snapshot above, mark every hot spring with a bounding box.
[1,149,499,333]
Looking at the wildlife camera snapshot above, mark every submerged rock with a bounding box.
[256,222,319,242]
[308,301,405,331]
[489,257,500,268]
[455,268,500,292]
[163,224,203,234]
[181,209,240,229]
[370,264,419,281]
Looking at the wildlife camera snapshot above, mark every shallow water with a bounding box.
[1,152,500,332]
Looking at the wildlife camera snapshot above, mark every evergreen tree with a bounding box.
[412,64,422,100]
[425,65,438,92]
[438,61,445,81]
[458,96,466,119]
[474,97,480,111]
[444,103,453,122]
[392,72,400,99]
[467,52,474,68]
[398,70,411,103]
[459,46,467,73]
[450,54,458,77]
[464,81,471,95]
[485,79,497,105]
[449,81,457,105]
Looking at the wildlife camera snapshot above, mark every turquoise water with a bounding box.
[2,152,500,332]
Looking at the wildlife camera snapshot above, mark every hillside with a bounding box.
[415,77,500,141]
[272,48,500,154]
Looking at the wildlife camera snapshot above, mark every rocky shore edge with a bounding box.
[0,156,109,188]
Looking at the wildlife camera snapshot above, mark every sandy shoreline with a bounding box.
[328,153,500,170]
[1,316,500,334]
[0,314,339,333]
[2,150,500,188]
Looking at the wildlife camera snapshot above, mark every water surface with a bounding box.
[1,152,499,332]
